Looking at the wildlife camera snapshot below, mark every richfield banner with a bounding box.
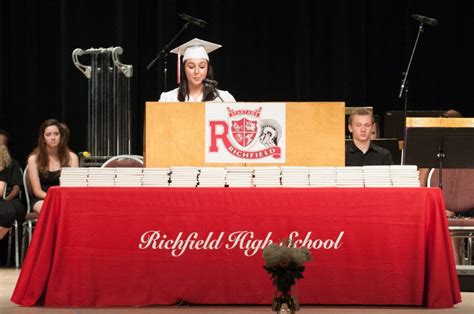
[205,102,286,163]
[138,230,345,257]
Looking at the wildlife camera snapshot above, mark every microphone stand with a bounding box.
[398,22,425,120]
[436,137,445,189]
[211,86,224,102]
[146,22,191,98]
[400,74,409,118]
[204,81,224,102]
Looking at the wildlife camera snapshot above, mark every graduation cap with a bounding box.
[170,38,222,83]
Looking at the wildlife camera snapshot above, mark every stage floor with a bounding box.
[1,268,473,313]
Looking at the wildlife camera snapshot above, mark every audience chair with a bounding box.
[6,221,19,268]
[428,168,474,265]
[101,155,144,168]
[20,166,38,264]
[5,168,22,268]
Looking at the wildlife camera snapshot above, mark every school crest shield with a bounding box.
[229,117,260,149]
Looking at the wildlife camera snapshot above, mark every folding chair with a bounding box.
[101,155,144,168]
[20,166,38,264]
[5,168,22,268]
[428,168,474,265]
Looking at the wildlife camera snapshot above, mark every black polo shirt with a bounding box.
[345,141,394,166]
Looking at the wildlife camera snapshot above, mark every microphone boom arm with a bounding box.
[146,22,190,71]
[399,20,428,122]
[146,22,191,97]
[399,22,424,99]
[210,85,224,102]
[214,89,224,102]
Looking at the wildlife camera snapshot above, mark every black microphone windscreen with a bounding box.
[412,14,439,27]
[203,79,218,87]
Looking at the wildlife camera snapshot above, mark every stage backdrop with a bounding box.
[1,0,473,166]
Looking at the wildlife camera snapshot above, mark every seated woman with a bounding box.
[27,119,79,214]
[0,145,16,239]
[159,38,235,102]
[0,130,26,224]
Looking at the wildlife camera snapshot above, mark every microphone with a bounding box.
[204,79,223,101]
[178,13,208,28]
[412,14,439,27]
[203,79,218,87]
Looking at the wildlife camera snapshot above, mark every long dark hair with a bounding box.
[30,119,72,175]
[177,60,216,102]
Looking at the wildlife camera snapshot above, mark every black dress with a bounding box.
[30,170,61,209]
[3,159,26,222]
[0,168,16,228]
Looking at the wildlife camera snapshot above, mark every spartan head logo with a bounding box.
[258,119,282,148]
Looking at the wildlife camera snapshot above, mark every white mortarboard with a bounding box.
[170,38,222,83]
[171,38,221,61]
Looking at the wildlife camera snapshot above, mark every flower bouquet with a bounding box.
[263,239,312,313]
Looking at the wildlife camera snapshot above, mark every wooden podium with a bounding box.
[144,102,345,167]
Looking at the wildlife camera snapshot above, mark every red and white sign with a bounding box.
[138,230,345,257]
[205,103,286,163]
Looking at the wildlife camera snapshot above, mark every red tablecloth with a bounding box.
[12,187,461,307]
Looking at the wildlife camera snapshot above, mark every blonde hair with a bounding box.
[348,108,374,125]
[0,144,12,171]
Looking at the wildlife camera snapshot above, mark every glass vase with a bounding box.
[272,284,300,313]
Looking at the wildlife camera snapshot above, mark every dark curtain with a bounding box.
[1,0,473,165]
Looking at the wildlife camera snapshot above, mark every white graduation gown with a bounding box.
[159,88,236,102]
